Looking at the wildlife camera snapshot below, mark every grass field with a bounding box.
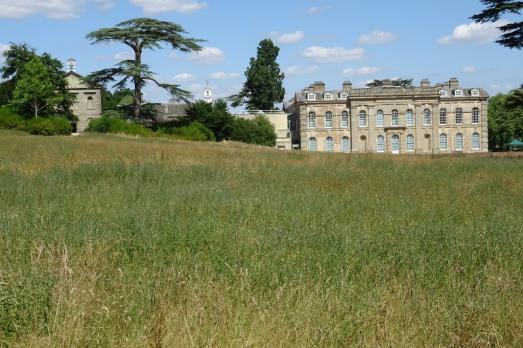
[1,130,522,347]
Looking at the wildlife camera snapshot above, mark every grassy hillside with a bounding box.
[1,131,522,347]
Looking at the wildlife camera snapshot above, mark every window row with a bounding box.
[357,107,480,128]
[308,111,349,128]
[308,136,351,153]
[439,132,481,151]
[439,89,480,97]
[307,92,348,101]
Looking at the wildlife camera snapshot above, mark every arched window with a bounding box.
[439,108,447,125]
[456,133,464,151]
[308,112,316,128]
[455,108,463,124]
[406,109,414,126]
[326,136,334,152]
[376,110,384,127]
[341,111,349,128]
[341,136,350,153]
[406,134,415,152]
[440,133,448,150]
[308,137,317,151]
[391,110,399,126]
[376,135,385,153]
[359,111,367,127]
[86,96,94,109]
[392,134,400,154]
[472,132,480,150]
[423,109,431,126]
[472,108,480,124]
[325,111,333,128]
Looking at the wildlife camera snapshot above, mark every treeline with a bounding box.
[488,86,523,151]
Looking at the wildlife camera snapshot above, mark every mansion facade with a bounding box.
[285,78,489,154]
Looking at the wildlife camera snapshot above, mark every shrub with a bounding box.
[87,116,155,137]
[24,116,72,135]
[231,115,276,147]
[170,122,215,141]
[0,106,24,129]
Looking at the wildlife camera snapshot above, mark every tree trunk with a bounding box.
[134,47,142,120]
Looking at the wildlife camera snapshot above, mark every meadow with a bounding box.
[0,130,522,347]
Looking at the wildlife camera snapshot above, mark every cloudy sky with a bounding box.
[1,0,521,106]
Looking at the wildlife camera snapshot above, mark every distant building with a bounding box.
[203,84,213,104]
[285,78,488,154]
[64,59,102,132]
[234,110,292,150]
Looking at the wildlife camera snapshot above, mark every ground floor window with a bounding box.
[376,135,385,153]
[456,133,463,151]
[341,136,350,153]
[309,137,317,151]
[440,133,448,150]
[472,132,480,150]
[326,137,334,152]
[406,134,414,152]
[392,134,400,154]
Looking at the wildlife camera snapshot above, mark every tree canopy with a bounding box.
[366,79,413,88]
[86,18,204,119]
[471,0,522,49]
[488,85,523,150]
[231,39,285,111]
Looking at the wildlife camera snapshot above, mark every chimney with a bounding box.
[449,78,459,89]
[312,81,325,93]
[421,79,430,88]
[342,81,352,92]
[66,58,77,73]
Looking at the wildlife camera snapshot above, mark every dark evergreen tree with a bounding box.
[471,0,522,49]
[231,39,285,111]
[366,79,413,88]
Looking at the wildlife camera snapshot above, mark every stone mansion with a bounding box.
[285,78,489,154]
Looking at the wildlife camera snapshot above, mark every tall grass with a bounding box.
[1,131,522,347]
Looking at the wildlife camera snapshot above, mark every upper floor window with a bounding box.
[341,136,350,153]
[307,93,316,101]
[406,109,414,126]
[406,134,415,152]
[423,109,431,126]
[455,108,463,124]
[471,89,480,97]
[472,132,481,150]
[454,89,463,97]
[325,111,333,128]
[472,107,480,124]
[86,96,94,109]
[439,108,447,125]
[308,112,316,128]
[326,136,334,152]
[391,110,399,126]
[339,92,348,99]
[456,133,464,151]
[376,110,384,127]
[308,137,317,151]
[376,135,385,153]
[439,90,448,97]
[341,111,349,128]
[359,111,367,127]
[440,133,448,150]
[324,93,333,101]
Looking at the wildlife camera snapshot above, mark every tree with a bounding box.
[183,99,235,141]
[231,39,285,111]
[488,86,523,150]
[86,18,204,120]
[471,0,522,49]
[0,43,74,113]
[231,115,276,147]
[10,57,60,118]
[366,79,413,87]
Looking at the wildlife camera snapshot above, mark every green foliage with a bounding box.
[86,18,204,119]
[0,106,24,129]
[0,43,74,113]
[366,78,413,87]
[168,122,216,141]
[87,116,154,137]
[24,116,72,135]
[488,86,523,150]
[184,100,235,141]
[230,39,285,110]
[231,115,276,147]
[471,0,522,49]
[101,87,134,112]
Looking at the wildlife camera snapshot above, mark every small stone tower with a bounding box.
[203,82,213,104]
[66,58,77,73]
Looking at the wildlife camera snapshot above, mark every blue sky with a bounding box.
[1,0,521,106]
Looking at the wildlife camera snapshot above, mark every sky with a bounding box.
[1,0,522,108]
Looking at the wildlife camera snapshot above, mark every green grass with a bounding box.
[1,131,522,347]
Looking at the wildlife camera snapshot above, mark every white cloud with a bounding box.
[342,66,382,76]
[306,6,329,14]
[270,31,304,44]
[301,46,365,62]
[0,0,88,19]
[173,73,195,82]
[210,72,240,80]
[438,20,509,44]
[188,47,224,65]
[357,30,397,44]
[93,0,114,10]
[463,65,477,73]
[0,43,10,62]
[130,0,206,14]
[113,51,133,60]
[285,65,319,76]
